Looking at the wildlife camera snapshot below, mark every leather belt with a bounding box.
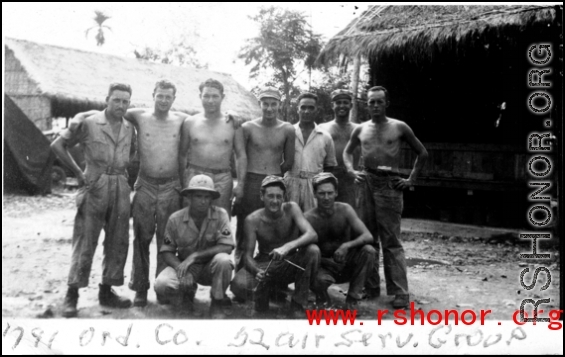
[188,163,231,174]
[139,173,179,185]
[365,167,400,176]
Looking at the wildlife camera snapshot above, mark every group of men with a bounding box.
[51,77,428,319]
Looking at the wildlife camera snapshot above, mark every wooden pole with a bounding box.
[350,55,361,123]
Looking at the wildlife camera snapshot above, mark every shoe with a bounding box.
[363,287,381,299]
[181,292,195,314]
[62,287,79,318]
[269,288,287,303]
[133,291,148,307]
[156,293,171,305]
[222,297,234,316]
[210,298,227,319]
[315,290,332,308]
[98,284,132,308]
[287,299,306,319]
[345,296,359,310]
[392,294,410,309]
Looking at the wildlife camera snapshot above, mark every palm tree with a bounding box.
[85,11,112,46]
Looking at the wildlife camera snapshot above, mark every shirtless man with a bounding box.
[344,86,428,309]
[73,80,188,307]
[319,89,361,208]
[304,173,375,309]
[179,78,247,216]
[230,176,320,317]
[233,87,295,270]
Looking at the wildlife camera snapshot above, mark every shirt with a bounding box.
[160,206,234,260]
[60,110,134,183]
[286,122,337,177]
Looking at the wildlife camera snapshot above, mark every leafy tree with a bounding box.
[239,6,323,121]
[134,36,208,69]
[85,11,112,46]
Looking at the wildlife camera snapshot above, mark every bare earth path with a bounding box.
[2,190,560,321]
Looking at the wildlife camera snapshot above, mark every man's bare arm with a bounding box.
[281,124,296,174]
[178,117,192,187]
[396,122,428,190]
[270,203,317,260]
[233,126,248,201]
[243,216,261,276]
[344,125,366,182]
[51,137,85,186]
[344,205,373,248]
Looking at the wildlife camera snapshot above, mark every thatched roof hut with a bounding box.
[319,5,558,64]
[318,5,562,228]
[5,37,261,130]
[318,5,561,145]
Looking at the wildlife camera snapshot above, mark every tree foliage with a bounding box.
[134,35,208,69]
[239,6,323,121]
[85,11,112,46]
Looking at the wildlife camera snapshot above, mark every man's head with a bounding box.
[106,83,132,119]
[181,175,220,214]
[367,86,390,119]
[153,80,176,113]
[258,87,281,121]
[312,173,338,210]
[296,92,318,124]
[199,78,225,114]
[260,175,286,214]
[331,89,353,119]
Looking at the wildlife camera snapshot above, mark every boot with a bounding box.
[287,299,306,319]
[210,298,227,319]
[62,287,79,318]
[345,296,359,310]
[98,284,132,308]
[392,294,410,309]
[133,291,148,307]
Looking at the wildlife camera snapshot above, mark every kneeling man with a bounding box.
[230,176,319,317]
[305,173,375,309]
[154,175,234,318]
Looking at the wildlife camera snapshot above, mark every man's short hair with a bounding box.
[108,83,132,97]
[367,86,389,102]
[199,78,224,95]
[312,172,338,192]
[153,79,177,96]
[297,92,318,104]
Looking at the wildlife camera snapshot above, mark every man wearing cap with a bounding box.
[233,87,295,270]
[304,173,375,309]
[285,93,338,213]
[230,176,320,317]
[344,86,428,309]
[154,174,235,318]
[318,89,361,208]
[51,83,136,317]
[179,78,247,216]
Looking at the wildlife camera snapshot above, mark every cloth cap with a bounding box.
[331,89,353,101]
[258,87,281,101]
[312,172,339,190]
[261,175,286,190]
[181,174,221,199]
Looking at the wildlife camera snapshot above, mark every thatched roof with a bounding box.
[5,37,261,119]
[318,5,559,64]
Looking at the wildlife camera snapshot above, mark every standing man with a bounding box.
[304,173,375,309]
[72,80,189,307]
[343,86,428,309]
[230,176,320,317]
[318,89,361,208]
[154,175,234,318]
[52,83,136,318]
[285,93,337,212]
[233,87,295,269]
[179,78,247,216]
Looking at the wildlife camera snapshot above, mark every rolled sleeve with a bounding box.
[215,210,235,247]
[160,219,178,254]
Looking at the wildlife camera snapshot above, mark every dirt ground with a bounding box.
[2,187,561,321]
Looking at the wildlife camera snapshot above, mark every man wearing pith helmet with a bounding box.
[154,174,235,318]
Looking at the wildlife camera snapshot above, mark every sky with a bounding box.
[2,2,372,90]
